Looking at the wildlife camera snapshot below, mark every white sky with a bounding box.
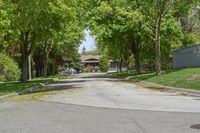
[79,30,96,53]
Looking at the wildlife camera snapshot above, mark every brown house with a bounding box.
[80,55,101,68]
[80,55,120,72]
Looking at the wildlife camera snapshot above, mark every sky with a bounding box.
[78,30,96,53]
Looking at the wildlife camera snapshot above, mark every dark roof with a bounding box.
[173,44,200,53]
[80,55,101,62]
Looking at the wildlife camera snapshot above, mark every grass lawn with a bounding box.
[0,75,68,96]
[108,68,200,91]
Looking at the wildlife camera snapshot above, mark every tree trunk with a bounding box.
[28,54,32,80]
[41,68,43,77]
[52,62,55,75]
[20,31,36,82]
[36,67,39,77]
[155,19,161,75]
[133,52,140,74]
[20,32,30,82]
[119,62,122,73]
[116,61,119,72]
[43,41,51,78]
[43,60,48,78]
[38,67,42,77]
[21,54,28,82]
[124,52,130,73]
[126,59,130,73]
[132,40,140,74]
[119,56,123,73]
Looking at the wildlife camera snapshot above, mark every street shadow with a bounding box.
[81,74,108,79]
[51,80,88,84]
[20,84,82,95]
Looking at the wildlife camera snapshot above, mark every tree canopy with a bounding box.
[88,0,199,74]
[0,0,199,82]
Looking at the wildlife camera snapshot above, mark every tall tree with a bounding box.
[89,0,144,74]
[150,0,175,75]
[10,0,86,80]
[10,0,40,82]
[144,0,198,74]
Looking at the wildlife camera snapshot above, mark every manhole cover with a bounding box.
[191,124,200,129]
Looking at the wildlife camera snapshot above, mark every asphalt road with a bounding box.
[0,73,200,133]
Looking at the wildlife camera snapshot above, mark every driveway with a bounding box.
[0,73,200,133]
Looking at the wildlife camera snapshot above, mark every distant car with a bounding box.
[59,69,77,75]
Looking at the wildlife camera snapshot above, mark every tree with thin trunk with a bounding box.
[19,31,36,82]
[144,0,175,75]
[89,0,144,74]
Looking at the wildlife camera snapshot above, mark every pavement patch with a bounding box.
[10,87,81,102]
[10,91,58,101]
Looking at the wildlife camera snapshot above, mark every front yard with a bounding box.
[0,75,68,96]
[108,68,200,91]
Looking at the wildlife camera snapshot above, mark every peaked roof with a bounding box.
[80,55,101,62]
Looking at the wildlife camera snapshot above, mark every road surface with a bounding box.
[0,73,200,133]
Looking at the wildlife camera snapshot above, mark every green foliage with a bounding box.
[0,77,56,96]
[0,0,88,81]
[83,66,94,73]
[110,68,200,91]
[0,0,12,49]
[89,0,185,73]
[0,0,198,82]
[95,66,100,72]
[74,62,81,73]
[182,33,199,46]
[144,68,200,91]
[99,56,109,72]
[0,53,21,82]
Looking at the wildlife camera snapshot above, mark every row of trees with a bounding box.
[0,0,88,82]
[88,0,200,74]
[0,0,199,82]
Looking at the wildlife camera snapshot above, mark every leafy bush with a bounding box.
[74,62,81,73]
[83,66,95,73]
[99,56,109,72]
[0,53,21,82]
[95,66,100,72]
[182,33,199,46]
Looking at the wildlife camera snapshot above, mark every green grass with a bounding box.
[0,74,68,96]
[144,68,200,91]
[109,68,200,91]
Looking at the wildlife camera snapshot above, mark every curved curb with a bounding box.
[0,93,18,102]
[139,81,200,96]
[18,79,57,95]
[0,79,58,102]
[114,76,200,96]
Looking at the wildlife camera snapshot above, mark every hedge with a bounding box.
[0,53,21,82]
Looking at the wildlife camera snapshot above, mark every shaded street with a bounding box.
[0,73,200,133]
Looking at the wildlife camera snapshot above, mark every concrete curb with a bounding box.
[107,75,200,96]
[139,81,200,96]
[115,75,200,96]
[18,84,43,95]
[18,79,57,95]
[0,79,58,101]
[0,93,18,102]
